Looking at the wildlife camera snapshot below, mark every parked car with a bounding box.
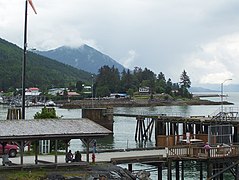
[0,144,18,157]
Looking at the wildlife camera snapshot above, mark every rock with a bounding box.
[45,173,65,180]
[136,170,151,180]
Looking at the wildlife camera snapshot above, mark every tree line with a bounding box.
[76,66,192,99]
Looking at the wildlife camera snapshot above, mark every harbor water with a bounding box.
[0,92,238,179]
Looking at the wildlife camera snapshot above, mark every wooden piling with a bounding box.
[181,161,184,180]
[82,108,113,131]
[158,163,163,180]
[175,161,179,180]
[128,164,132,172]
[236,163,239,180]
[7,108,22,120]
[167,159,172,180]
[200,161,203,180]
[207,161,213,179]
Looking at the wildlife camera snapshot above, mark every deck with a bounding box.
[167,144,239,159]
[1,145,239,179]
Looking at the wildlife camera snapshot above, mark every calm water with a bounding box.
[0,92,238,179]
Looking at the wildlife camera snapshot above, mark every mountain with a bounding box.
[191,84,239,92]
[35,45,125,74]
[0,38,92,91]
[189,87,218,92]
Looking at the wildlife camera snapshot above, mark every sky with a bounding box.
[1,0,239,87]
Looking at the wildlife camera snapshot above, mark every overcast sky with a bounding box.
[1,0,239,87]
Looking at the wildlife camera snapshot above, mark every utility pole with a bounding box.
[22,0,37,119]
[22,0,28,119]
[220,78,232,119]
[91,75,94,108]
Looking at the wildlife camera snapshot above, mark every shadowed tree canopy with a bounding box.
[0,38,92,92]
[95,65,120,96]
[180,70,191,89]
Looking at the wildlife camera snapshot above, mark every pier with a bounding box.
[112,108,239,179]
[2,145,239,179]
[192,93,221,98]
[1,107,239,179]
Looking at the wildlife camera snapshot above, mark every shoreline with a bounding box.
[60,98,234,109]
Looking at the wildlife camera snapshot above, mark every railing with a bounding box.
[210,107,239,120]
[167,145,239,159]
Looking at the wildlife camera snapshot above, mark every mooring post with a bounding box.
[54,140,58,164]
[196,124,201,135]
[167,159,172,180]
[34,141,39,164]
[149,119,154,140]
[183,123,186,136]
[175,161,180,180]
[128,163,132,172]
[235,163,239,180]
[200,161,203,180]
[207,160,213,179]
[220,163,224,180]
[181,161,184,180]
[7,108,22,120]
[20,140,24,165]
[235,125,239,144]
[158,163,163,180]
[86,139,90,162]
[141,117,146,141]
[82,108,113,131]
[135,118,140,141]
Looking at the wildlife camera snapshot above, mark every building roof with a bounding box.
[28,87,39,91]
[68,92,80,96]
[0,118,112,141]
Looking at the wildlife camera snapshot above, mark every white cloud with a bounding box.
[120,50,137,68]
[2,0,239,86]
[185,33,239,85]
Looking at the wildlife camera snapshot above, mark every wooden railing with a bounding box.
[167,145,239,159]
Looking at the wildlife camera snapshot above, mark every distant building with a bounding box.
[48,88,67,96]
[25,87,41,96]
[82,85,92,94]
[139,87,150,94]
[67,91,80,97]
[110,93,128,99]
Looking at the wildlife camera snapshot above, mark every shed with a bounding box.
[0,118,112,165]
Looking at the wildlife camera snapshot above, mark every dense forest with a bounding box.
[76,66,192,99]
[0,38,91,92]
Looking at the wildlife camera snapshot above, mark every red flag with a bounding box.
[28,0,37,14]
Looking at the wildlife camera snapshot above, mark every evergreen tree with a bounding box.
[180,70,191,89]
[165,78,173,95]
[133,67,143,85]
[142,68,156,92]
[95,65,120,96]
[120,69,135,92]
[179,70,191,98]
[155,72,166,93]
[76,80,84,92]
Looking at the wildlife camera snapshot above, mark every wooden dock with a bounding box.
[3,145,239,179]
[112,111,239,179]
[2,108,239,179]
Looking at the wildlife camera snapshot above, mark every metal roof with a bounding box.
[0,118,112,141]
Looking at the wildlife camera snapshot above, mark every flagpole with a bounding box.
[22,0,28,119]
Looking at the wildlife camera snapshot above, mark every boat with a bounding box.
[45,100,56,107]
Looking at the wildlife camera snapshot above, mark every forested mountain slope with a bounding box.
[0,38,92,91]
